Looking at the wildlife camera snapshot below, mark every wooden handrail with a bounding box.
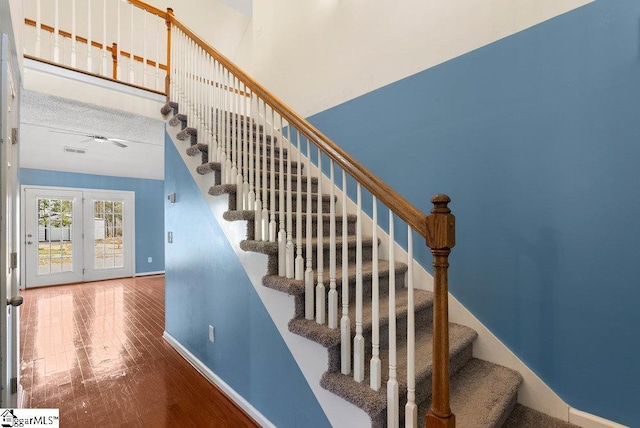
[129,0,166,18]
[168,15,429,239]
[24,18,167,71]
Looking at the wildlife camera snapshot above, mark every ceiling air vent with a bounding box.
[64,146,87,154]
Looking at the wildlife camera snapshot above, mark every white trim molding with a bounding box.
[134,270,165,277]
[163,331,276,428]
[569,408,628,428]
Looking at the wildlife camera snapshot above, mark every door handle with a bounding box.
[27,241,33,245]
[7,295,23,307]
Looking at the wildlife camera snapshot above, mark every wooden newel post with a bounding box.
[425,194,456,428]
[165,8,174,102]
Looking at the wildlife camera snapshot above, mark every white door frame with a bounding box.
[1,32,21,409]
[82,190,135,282]
[21,185,136,288]
[23,188,84,287]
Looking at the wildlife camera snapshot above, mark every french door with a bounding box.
[23,187,134,287]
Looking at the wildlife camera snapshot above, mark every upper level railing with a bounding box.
[23,0,168,93]
[24,1,457,426]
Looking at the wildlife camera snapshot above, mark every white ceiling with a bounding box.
[20,90,165,180]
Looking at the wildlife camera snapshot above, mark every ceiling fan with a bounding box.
[49,129,150,148]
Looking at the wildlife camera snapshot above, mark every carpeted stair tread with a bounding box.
[240,235,377,256]
[502,404,580,428]
[417,358,523,428]
[224,210,357,225]
[177,127,197,142]
[201,167,319,193]
[320,323,477,417]
[187,143,208,157]
[288,287,433,348]
[262,259,408,296]
[161,101,177,116]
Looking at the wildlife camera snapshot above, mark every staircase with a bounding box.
[162,102,577,428]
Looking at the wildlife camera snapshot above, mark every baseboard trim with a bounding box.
[162,331,276,428]
[133,270,165,277]
[569,408,627,428]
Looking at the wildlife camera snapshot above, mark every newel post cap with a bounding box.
[426,194,455,250]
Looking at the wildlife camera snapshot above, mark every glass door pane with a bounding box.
[37,198,75,275]
[93,199,125,270]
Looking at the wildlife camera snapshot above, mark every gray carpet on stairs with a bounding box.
[164,102,583,428]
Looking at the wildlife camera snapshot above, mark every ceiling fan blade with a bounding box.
[49,129,91,137]
[107,137,157,146]
[110,140,128,148]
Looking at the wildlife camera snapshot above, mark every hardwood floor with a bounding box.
[19,275,259,427]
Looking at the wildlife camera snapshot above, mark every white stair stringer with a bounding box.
[165,123,371,428]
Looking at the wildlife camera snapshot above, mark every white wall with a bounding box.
[252,0,593,117]
[144,0,252,70]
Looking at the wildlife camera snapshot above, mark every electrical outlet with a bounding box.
[208,325,215,343]
[148,257,152,263]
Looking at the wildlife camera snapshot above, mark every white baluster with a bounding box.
[285,123,295,279]
[116,0,121,78]
[315,150,325,325]
[254,99,264,241]
[328,160,337,329]
[277,114,286,273]
[129,2,135,83]
[35,0,41,57]
[225,71,232,183]
[215,61,222,162]
[155,15,160,91]
[370,196,381,391]
[143,9,147,87]
[260,103,269,241]
[235,78,244,210]
[405,226,417,428]
[186,40,192,128]
[54,0,60,63]
[86,0,92,72]
[295,130,304,281]
[271,110,279,246]
[198,49,204,148]
[304,138,314,320]
[387,211,399,428]
[71,0,76,67]
[353,183,364,382]
[102,0,107,76]
[340,170,351,375]
[248,93,256,214]
[241,86,249,210]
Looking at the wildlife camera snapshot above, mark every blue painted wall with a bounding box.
[20,168,165,274]
[309,1,640,425]
[164,135,330,427]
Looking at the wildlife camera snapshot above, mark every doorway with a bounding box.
[1,32,21,408]
[23,187,135,288]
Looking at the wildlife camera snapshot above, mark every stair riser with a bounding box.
[245,215,357,241]
[326,304,433,375]
[224,142,288,160]
[254,195,332,214]
[264,240,375,276]
[293,270,413,326]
